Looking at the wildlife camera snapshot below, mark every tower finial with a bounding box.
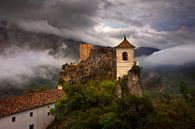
[124,35,126,40]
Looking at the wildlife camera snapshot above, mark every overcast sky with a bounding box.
[0,0,194,48]
[0,0,195,89]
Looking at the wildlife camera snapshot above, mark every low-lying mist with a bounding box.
[0,45,76,97]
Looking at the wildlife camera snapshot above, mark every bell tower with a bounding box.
[115,36,135,79]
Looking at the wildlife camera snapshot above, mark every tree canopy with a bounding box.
[49,80,195,129]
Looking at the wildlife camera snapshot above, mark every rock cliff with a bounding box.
[58,44,143,96]
[58,46,116,85]
[116,63,143,97]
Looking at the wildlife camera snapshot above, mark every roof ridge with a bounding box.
[115,37,135,48]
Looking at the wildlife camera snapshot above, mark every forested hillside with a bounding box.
[48,79,195,129]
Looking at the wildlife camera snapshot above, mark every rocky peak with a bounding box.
[116,63,143,97]
[58,46,116,85]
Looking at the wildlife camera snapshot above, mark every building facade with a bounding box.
[0,104,54,129]
[0,90,62,129]
[115,36,135,79]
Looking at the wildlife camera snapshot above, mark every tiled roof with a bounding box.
[0,89,63,117]
[115,36,135,48]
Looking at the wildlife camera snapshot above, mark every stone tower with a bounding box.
[115,36,135,79]
[80,43,94,62]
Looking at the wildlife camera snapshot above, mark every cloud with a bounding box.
[137,44,195,66]
[0,0,194,48]
[97,0,195,47]
[15,20,119,46]
[16,20,65,37]
[0,46,73,88]
[130,26,195,49]
[0,0,100,29]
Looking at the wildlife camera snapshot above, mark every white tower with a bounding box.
[115,36,135,79]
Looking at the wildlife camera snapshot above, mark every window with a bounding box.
[30,112,33,117]
[122,52,128,61]
[47,112,50,116]
[47,106,50,108]
[29,124,34,129]
[12,117,16,122]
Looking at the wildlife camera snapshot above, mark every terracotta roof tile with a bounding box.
[115,36,135,48]
[0,89,63,117]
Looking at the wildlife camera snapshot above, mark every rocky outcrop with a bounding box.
[58,45,143,97]
[58,46,116,85]
[116,63,143,97]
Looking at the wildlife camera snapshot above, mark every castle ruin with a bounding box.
[58,36,142,96]
[79,43,94,62]
[78,36,136,80]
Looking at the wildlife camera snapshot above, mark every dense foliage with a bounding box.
[49,80,195,129]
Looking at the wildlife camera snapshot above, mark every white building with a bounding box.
[0,89,62,129]
[115,36,136,79]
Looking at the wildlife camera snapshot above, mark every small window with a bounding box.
[47,112,50,116]
[122,52,128,61]
[12,117,16,122]
[30,112,33,117]
[29,124,34,129]
[47,106,50,108]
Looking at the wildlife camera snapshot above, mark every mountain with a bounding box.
[0,21,82,98]
[141,63,195,93]
[135,47,160,57]
[0,20,80,59]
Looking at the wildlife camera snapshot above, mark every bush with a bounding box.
[48,80,195,129]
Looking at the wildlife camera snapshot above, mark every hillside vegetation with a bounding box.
[48,79,195,129]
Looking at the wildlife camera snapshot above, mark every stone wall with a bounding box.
[80,43,94,62]
[58,46,116,86]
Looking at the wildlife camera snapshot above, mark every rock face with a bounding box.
[116,63,143,97]
[58,44,143,97]
[79,44,94,62]
[127,66,143,96]
[58,46,116,85]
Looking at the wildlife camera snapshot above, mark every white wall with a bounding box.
[0,104,55,129]
[116,48,135,79]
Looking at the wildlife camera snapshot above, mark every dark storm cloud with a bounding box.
[1,0,194,47]
[0,0,43,10]
[0,0,100,29]
[0,0,45,20]
[46,0,100,29]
